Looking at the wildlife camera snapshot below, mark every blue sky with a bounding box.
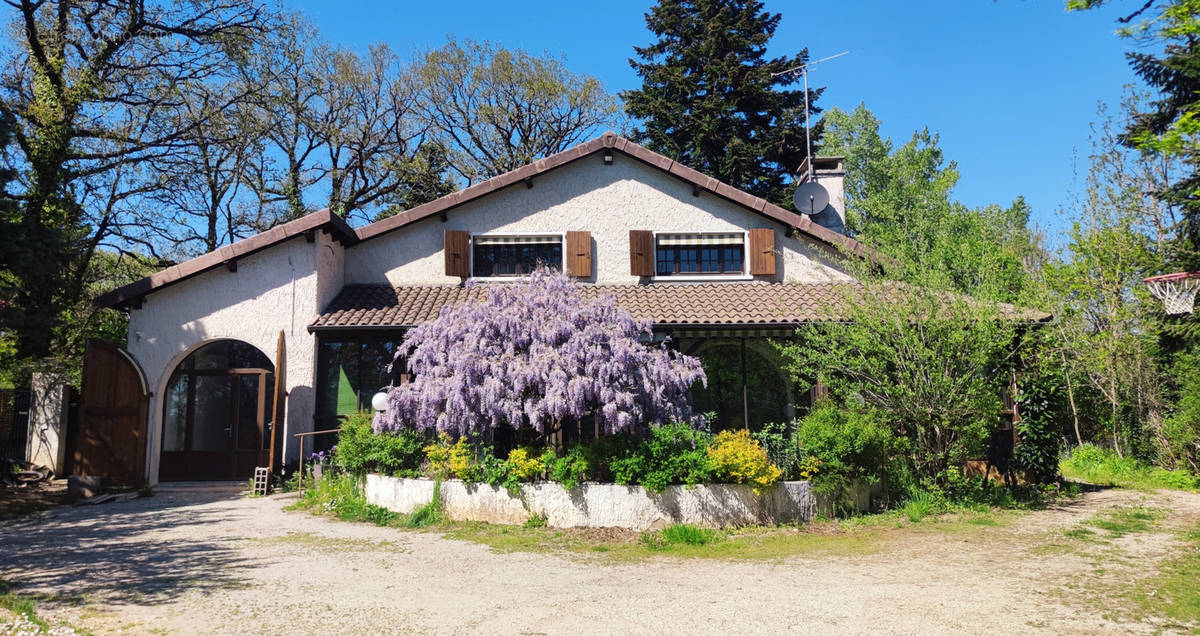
[291,0,1142,242]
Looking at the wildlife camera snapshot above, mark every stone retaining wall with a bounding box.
[365,474,819,530]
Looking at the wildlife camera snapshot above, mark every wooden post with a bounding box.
[268,330,286,475]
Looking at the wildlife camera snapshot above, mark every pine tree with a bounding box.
[1071,0,1200,270]
[622,0,817,206]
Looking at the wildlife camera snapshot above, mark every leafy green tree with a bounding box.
[622,0,816,205]
[413,37,620,184]
[822,104,1045,304]
[778,282,1018,483]
[1045,100,1166,457]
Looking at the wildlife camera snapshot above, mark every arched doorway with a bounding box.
[159,340,275,481]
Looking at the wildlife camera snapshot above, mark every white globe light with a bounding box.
[371,391,390,412]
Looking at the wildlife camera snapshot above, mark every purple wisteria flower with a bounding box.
[374,267,706,437]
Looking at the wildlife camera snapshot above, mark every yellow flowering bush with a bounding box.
[504,447,549,481]
[797,455,822,480]
[707,429,782,492]
[423,433,472,479]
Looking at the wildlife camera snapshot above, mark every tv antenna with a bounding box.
[773,51,848,182]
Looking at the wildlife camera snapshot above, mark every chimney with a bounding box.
[807,156,846,234]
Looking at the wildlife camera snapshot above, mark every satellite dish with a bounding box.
[793,181,830,215]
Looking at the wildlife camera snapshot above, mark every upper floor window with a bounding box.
[655,232,746,276]
[471,234,563,278]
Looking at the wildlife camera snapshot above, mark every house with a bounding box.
[84,132,1028,484]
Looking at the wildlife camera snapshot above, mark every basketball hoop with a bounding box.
[1144,271,1200,315]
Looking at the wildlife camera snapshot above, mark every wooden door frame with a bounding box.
[161,366,272,480]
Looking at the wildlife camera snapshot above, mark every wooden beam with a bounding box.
[524,177,534,189]
[224,260,237,273]
[692,183,701,197]
[304,229,316,243]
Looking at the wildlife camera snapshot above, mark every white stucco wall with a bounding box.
[345,156,854,285]
[365,474,820,529]
[126,231,344,484]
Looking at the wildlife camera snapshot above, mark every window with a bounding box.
[315,331,405,430]
[471,234,563,278]
[655,233,745,276]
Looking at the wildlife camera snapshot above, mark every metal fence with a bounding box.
[0,388,31,460]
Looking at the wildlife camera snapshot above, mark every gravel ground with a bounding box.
[1,483,1197,635]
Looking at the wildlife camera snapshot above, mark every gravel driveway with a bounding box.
[1,483,1197,635]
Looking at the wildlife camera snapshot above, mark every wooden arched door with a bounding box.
[75,340,150,484]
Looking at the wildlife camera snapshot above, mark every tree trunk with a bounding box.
[1060,351,1082,447]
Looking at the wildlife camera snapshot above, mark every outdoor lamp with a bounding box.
[371,389,390,412]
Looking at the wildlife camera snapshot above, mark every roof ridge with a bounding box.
[353,132,885,265]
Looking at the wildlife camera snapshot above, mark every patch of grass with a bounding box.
[901,490,939,523]
[1063,527,1098,541]
[0,580,48,631]
[249,531,400,552]
[1061,444,1200,491]
[405,481,445,528]
[442,519,888,562]
[523,514,547,529]
[1085,507,1162,539]
[966,516,999,526]
[646,523,720,548]
[1076,524,1200,630]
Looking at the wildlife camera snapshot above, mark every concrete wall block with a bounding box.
[365,474,820,530]
[27,372,71,475]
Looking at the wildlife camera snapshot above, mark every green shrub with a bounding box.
[753,421,805,479]
[1013,373,1065,484]
[1159,350,1200,473]
[1061,444,1200,491]
[364,504,398,526]
[796,404,906,490]
[608,422,713,492]
[334,412,425,477]
[295,472,368,521]
[548,444,592,489]
[901,489,940,522]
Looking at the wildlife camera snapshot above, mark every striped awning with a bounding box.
[657,232,743,246]
[473,234,561,245]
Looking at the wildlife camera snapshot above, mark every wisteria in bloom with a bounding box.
[374,267,706,437]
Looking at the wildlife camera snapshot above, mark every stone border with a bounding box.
[365,474,820,530]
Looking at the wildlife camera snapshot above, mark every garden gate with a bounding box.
[74,340,149,484]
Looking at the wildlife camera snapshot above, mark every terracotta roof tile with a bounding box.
[309,282,1051,331]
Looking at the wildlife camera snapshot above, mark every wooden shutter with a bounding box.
[444,230,470,277]
[629,230,654,277]
[748,228,776,276]
[566,231,592,278]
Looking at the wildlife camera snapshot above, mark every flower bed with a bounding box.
[365,474,822,530]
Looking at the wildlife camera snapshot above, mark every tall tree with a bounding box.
[1070,0,1200,270]
[138,85,271,258]
[622,0,816,205]
[821,104,1044,304]
[242,19,445,224]
[413,37,620,184]
[0,0,267,361]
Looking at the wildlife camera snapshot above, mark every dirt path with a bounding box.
[1,484,1197,635]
